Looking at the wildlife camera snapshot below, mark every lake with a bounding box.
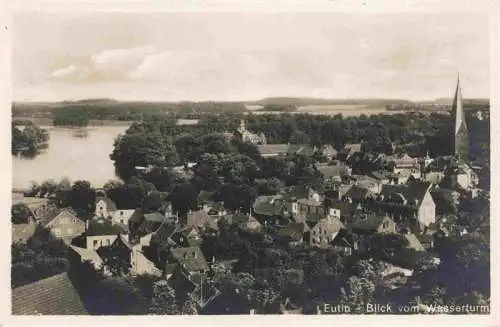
[12,125,131,190]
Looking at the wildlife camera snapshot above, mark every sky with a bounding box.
[13,12,490,102]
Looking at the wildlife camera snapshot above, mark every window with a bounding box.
[93,240,98,248]
[107,239,111,246]
[100,206,103,210]
[120,219,124,224]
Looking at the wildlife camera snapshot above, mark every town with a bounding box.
[11,77,490,315]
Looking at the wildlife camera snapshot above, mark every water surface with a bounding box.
[13,125,130,189]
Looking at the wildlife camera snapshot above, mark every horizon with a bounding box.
[14,12,490,102]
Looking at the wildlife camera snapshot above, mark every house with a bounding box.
[278,222,309,245]
[85,219,127,250]
[352,175,382,193]
[167,265,219,308]
[128,209,166,243]
[346,213,397,235]
[317,163,351,182]
[423,171,445,185]
[110,209,135,226]
[44,208,86,243]
[373,181,436,231]
[342,143,362,160]
[324,198,356,221]
[69,245,106,274]
[370,171,392,185]
[228,214,263,232]
[257,144,290,158]
[233,119,267,144]
[130,246,163,277]
[292,189,326,219]
[320,145,338,161]
[187,209,220,230]
[168,246,209,275]
[390,153,420,173]
[95,197,117,218]
[12,273,88,315]
[11,197,50,222]
[12,223,36,244]
[252,195,288,224]
[169,226,203,248]
[305,215,346,247]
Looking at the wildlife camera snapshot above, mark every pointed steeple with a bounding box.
[452,74,469,161]
[453,73,467,135]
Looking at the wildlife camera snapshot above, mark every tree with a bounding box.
[103,180,123,192]
[97,245,131,277]
[39,179,58,198]
[11,203,32,224]
[148,281,198,315]
[107,183,145,209]
[110,130,179,180]
[340,276,376,314]
[12,225,70,288]
[69,180,96,219]
[169,183,199,216]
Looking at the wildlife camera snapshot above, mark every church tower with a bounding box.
[451,75,469,162]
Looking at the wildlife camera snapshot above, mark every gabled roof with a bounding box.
[187,210,217,229]
[96,197,117,211]
[167,264,197,297]
[404,233,426,252]
[151,221,177,244]
[86,219,126,236]
[170,246,209,272]
[380,181,431,208]
[69,245,103,266]
[12,273,88,315]
[347,213,390,232]
[12,224,36,244]
[253,195,286,216]
[111,209,135,220]
[44,208,83,228]
[279,222,307,241]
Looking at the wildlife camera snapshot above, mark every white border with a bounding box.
[1,1,499,327]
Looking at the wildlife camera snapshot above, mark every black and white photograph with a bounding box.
[5,0,496,321]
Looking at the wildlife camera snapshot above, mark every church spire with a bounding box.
[453,74,466,134]
[452,74,469,161]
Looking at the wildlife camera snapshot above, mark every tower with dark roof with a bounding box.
[451,74,469,162]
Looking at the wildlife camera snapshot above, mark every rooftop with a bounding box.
[86,219,126,236]
[170,246,209,272]
[12,273,88,315]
